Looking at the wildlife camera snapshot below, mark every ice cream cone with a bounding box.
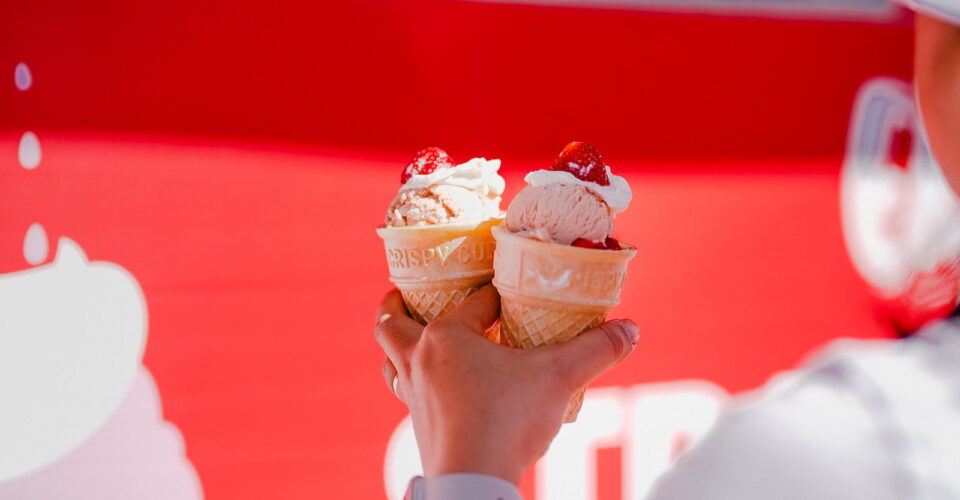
[491,226,636,422]
[376,219,501,329]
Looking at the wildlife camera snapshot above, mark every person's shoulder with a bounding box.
[648,360,901,500]
[895,0,960,25]
[649,320,960,500]
[795,319,960,408]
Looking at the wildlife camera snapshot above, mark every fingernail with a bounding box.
[619,320,639,347]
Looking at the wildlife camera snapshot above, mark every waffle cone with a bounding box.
[492,226,636,422]
[376,219,501,327]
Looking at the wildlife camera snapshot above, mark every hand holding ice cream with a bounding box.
[377,141,636,423]
[374,286,638,485]
[374,141,639,484]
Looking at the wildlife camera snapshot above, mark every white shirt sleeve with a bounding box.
[646,373,901,500]
[405,473,524,500]
[896,0,960,25]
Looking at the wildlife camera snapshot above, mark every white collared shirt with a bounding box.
[404,474,523,500]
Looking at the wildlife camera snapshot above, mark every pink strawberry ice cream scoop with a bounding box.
[505,184,613,245]
[504,142,632,248]
[384,147,505,227]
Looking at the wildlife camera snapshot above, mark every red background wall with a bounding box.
[2,1,911,160]
[0,1,913,499]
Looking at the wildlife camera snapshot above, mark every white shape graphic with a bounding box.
[0,368,203,499]
[23,223,49,265]
[383,381,729,500]
[19,131,41,169]
[0,238,147,481]
[531,268,573,290]
[538,388,624,500]
[623,381,727,499]
[14,62,32,91]
[383,416,422,500]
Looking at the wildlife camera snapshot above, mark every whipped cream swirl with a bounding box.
[403,158,505,194]
[401,158,505,220]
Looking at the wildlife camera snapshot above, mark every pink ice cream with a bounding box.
[505,184,613,245]
[504,142,632,248]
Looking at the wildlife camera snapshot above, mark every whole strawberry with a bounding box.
[552,141,609,186]
[401,147,454,184]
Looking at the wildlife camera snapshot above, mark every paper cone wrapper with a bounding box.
[491,226,636,422]
[376,219,501,328]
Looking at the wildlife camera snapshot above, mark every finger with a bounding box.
[439,284,501,335]
[381,357,400,398]
[374,289,424,364]
[543,319,639,389]
[375,288,416,325]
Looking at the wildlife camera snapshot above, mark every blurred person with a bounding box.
[375,3,960,499]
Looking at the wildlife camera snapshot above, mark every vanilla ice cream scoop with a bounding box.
[386,185,484,226]
[384,150,505,227]
[506,184,613,245]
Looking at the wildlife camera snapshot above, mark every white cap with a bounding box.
[894,0,960,25]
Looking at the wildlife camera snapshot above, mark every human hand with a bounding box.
[375,285,639,485]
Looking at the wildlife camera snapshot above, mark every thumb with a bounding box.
[547,320,639,388]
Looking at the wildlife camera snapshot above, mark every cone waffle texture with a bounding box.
[400,286,479,325]
[377,219,500,324]
[492,226,636,422]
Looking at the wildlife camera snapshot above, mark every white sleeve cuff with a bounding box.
[406,474,524,500]
[895,0,960,25]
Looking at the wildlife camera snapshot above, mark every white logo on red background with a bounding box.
[0,239,146,480]
[0,62,201,499]
[383,381,728,500]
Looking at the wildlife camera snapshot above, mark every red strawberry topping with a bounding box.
[571,237,621,250]
[401,147,454,184]
[552,141,610,186]
[571,238,598,249]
